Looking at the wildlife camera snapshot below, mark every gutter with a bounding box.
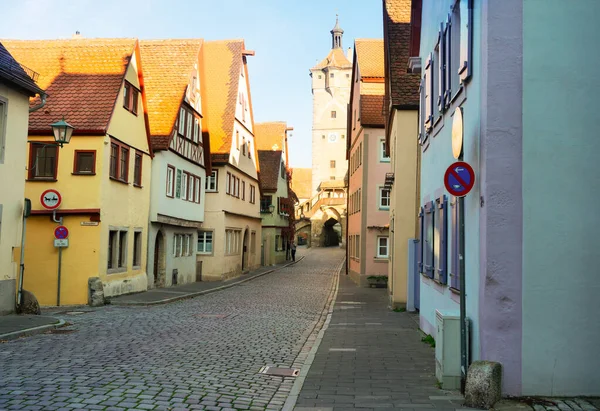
[29,93,47,113]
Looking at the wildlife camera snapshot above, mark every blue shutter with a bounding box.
[418,207,424,273]
[424,201,434,278]
[424,54,433,131]
[444,14,452,107]
[437,24,445,113]
[418,79,426,145]
[437,195,448,284]
[459,0,473,83]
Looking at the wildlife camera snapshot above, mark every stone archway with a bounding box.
[321,217,341,247]
[153,231,166,287]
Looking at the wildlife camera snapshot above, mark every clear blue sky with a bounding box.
[2,0,383,168]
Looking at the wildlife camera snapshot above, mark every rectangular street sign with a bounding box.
[54,239,69,248]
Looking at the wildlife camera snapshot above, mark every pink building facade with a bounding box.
[347,39,391,287]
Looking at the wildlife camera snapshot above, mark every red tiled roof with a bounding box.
[383,0,420,108]
[2,38,137,134]
[312,47,352,70]
[355,39,384,78]
[291,168,312,200]
[257,150,282,192]
[201,40,245,156]
[255,122,286,151]
[360,94,385,127]
[139,39,203,150]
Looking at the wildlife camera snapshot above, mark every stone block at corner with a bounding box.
[464,361,502,409]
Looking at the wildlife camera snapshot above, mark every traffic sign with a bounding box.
[444,162,475,197]
[54,226,69,239]
[54,239,69,248]
[40,189,62,210]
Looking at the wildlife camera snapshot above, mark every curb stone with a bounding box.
[111,255,306,307]
[0,319,67,342]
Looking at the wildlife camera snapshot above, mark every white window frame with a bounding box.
[181,172,188,200]
[195,176,201,203]
[378,186,390,210]
[197,230,214,254]
[166,165,175,197]
[377,236,389,258]
[380,138,390,162]
[178,108,185,135]
[206,170,218,192]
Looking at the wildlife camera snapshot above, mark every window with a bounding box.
[197,231,213,254]
[242,138,246,155]
[0,99,6,163]
[248,141,252,158]
[236,131,240,149]
[110,143,118,178]
[29,143,58,180]
[108,230,117,269]
[73,150,96,175]
[331,111,336,118]
[242,181,246,200]
[178,108,185,135]
[108,228,128,272]
[206,170,218,192]
[380,140,390,162]
[166,165,175,197]
[459,0,473,83]
[250,185,256,204]
[330,73,334,78]
[226,172,231,195]
[109,140,130,183]
[377,236,389,258]
[133,231,142,268]
[225,229,242,255]
[318,74,322,79]
[119,231,127,268]
[379,187,390,209]
[251,232,256,253]
[195,176,201,203]
[133,152,142,187]
[260,195,272,213]
[346,73,350,78]
[188,174,194,201]
[280,162,286,179]
[123,81,138,115]
[182,172,188,201]
[174,234,182,257]
[330,160,336,168]
[330,176,335,180]
[119,147,129,181]
[177,105,200,142]
[436,27,445,114]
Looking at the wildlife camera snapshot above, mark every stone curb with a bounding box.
[0,319,66,342]
[110,256,306,307]
[282,258,344,411]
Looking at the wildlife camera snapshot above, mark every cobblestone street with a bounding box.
[0,248,344,411]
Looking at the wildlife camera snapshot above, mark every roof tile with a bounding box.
[355,39,385,78]
[291,168,312,200]
[360,94,385,127]
[257,150,282,192]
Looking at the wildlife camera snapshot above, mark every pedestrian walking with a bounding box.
[291,241,297,262]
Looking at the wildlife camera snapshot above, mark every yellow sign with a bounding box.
[452,107,464,159]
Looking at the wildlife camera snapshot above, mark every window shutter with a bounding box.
[418,207,424,273]
[450,196,460,290]
[424,54,432,131]
[459,0,473,83]
[437,25,445,113]
[444,15,452,106]
[419,79,426,145]
[437,195,448,284]
[424,201,434,278]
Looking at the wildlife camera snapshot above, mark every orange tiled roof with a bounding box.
[360,94,385,127]
[255,122,287,151]
[355,39,385,78]
[291,168,312,200]
[2,38,137,134]
[257,150,282,192]
[139,39,203,150]
[383,0,420,108]
[312,47,352,70]
[201,39,245,156]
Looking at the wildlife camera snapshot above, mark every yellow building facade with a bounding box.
[5,39,152,306]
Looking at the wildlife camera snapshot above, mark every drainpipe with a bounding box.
[17,93,47,309]
[29,93,47,113]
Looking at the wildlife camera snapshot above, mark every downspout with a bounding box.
[17,93,47,309]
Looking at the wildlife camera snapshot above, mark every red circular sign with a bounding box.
[54,226,69,239]
[40,189,62,210]
[444,161,475,197]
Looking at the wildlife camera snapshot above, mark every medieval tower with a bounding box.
[310,17,353,196]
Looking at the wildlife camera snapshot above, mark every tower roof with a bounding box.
[331,15,343,34]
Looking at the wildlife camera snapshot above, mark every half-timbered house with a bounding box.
[140,40,212,287]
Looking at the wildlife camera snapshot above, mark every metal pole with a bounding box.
[17,212,27,307]
[57,247,62,307]
[459,195,467,393]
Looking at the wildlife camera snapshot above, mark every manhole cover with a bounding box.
[46,329,77,334]
[195,314,230,319]
[259,366,299,377]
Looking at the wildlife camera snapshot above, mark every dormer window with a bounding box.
[177,105,200,143]
[123,81,138,115]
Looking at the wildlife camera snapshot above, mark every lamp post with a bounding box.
[268,204,275,214]
[17,118,74,309]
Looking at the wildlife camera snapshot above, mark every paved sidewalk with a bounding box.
[0,315,64,341]
[292,271,476,411]
[109,255,305,306]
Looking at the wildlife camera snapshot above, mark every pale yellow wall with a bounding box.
[0,83,31,313]
[388,110,419,304]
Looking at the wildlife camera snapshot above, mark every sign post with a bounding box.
[444,161,475,392]
[41,189,65,307]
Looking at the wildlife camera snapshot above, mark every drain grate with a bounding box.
[259,366,300,377]
[46,329,77,334]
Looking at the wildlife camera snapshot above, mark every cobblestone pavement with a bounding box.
[0,248,344,411]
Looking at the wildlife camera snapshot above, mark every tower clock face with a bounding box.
[328,133,337,142]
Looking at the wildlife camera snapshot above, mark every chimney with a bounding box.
[72,31,82,39]
[347,47,352,61]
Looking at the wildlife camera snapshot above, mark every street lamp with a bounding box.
[50,118,74,147]
[268,204,275,214]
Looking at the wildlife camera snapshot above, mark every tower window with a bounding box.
[330,73,334,78]
[346,74,350,78]
[331,111,337,119]
[330,160,336,168]
[330,176,336,180]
